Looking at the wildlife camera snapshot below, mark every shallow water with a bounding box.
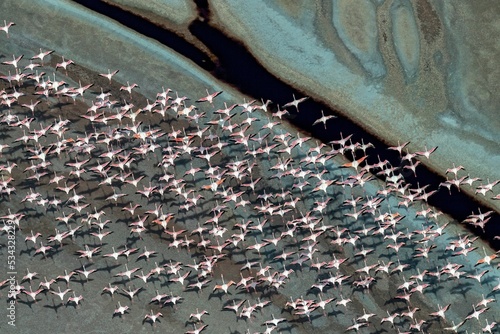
[0,2,499,334]
[75,0,500,250]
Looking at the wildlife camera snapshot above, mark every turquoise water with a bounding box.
[0,2,499,333]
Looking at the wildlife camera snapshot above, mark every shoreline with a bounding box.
[0,1,499,333]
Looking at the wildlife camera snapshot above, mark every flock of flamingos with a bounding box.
[1,19,500,333]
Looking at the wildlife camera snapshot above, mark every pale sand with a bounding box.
[0,1,499,334]
[208,0,500,213]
